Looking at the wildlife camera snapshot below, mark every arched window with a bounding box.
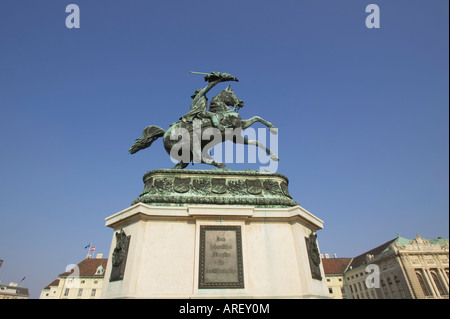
[430,271,445,297]
[416,271,432,297]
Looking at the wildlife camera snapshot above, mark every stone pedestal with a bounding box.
[101,169,329,299]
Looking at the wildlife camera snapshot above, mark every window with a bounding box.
[64,288,70,296]
[94,280,98,285]
[80,280,85,284]
[327,278,331,282]
[430,270,446,296]
[381,280,390,298]
[328,288,333,294]
[394,276,406,298]
[78,288,83,297]
[91,289,96,297]
[416,271,432,297]
[358,282,363,292]
[387,277,398,298]
[96,265,105,275]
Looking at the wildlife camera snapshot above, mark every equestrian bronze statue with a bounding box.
[129,72,278,169]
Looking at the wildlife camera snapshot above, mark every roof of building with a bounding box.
[59,257,108,278]
[43,279,60,290]
[395,235,449,247]
[322,257,352,275]
[42,256,108,291]
[0,284,29,297]
[348,237,397,270]
[427,237,449,245]
[346,235,449,272]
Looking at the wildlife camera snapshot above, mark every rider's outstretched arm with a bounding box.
[190,79,221,108]
[190,72,238,108]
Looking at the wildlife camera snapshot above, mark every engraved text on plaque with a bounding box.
[199,225,244,289]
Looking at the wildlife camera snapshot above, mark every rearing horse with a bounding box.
[129,86,279,169]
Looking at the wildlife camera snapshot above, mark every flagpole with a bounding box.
[85,243,92,258]
[89,243,95,258]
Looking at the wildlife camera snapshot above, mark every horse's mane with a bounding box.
[209,89,234,113]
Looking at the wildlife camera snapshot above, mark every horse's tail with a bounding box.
[129,125,165,154]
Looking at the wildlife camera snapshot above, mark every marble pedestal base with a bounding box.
[101,203,329,299]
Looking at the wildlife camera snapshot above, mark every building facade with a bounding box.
[322,235,449,299]
[40,254,107,299]
[322,255,352,299]
[0,282,29,299]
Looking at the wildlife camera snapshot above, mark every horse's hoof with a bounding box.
[270,127,278,135]
[271,154,279,161]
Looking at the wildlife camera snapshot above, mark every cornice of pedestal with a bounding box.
[105,202,324,230]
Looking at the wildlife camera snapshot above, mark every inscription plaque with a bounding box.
[199,225,244,289]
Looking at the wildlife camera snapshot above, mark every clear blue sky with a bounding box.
[0,0,448,298]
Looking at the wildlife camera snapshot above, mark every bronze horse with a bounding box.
[129,86,279,169]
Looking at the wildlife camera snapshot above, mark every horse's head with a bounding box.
[217,85,244,111]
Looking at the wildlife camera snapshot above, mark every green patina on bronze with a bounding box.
[131,169,299,208]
